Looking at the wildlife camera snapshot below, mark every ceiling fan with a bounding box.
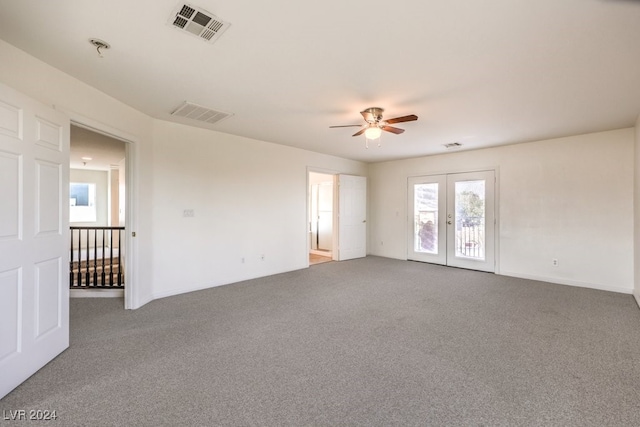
[329,107,418,147]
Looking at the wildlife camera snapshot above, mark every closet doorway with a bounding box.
[309,172,334,265]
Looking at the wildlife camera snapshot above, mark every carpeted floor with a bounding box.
[1,256,640,426]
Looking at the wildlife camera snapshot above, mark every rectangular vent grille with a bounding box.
[171,102,233,125]
[444,142,462,149]
[169,3,230,44]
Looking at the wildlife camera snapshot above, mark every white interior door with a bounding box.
[337,174,367,261]
[408,171,495,272]
[0,82,70,399]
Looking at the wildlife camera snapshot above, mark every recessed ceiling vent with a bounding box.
[444,142,462,149]
[168,3,230,43]
[171,101,233,125]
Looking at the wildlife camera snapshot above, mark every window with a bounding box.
[70,183,96,223]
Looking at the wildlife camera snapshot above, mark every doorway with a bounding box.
[309,172,334,265]
[408,170,496,272]
[69,124,131,303]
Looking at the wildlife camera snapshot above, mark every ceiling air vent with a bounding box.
[171,101,233,125]
[444,142,462,149]
[168,3,230,43]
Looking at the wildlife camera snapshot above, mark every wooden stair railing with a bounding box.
[70,226,125,289]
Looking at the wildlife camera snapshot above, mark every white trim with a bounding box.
[57,107,140,309]
[151,268,304,301]
[500,270,633,294]
[70,289,124,298]
[406,168,499,273]
[307,167,340,264]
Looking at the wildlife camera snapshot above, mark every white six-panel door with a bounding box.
[337,174,367,261]
[0,82,70,399]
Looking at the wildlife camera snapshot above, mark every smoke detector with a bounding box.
[168,3,230,44]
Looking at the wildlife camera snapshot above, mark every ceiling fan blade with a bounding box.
[329,124,362,128]
[382,125,405,135]
[352,128,367,137]
[385,114,418,124]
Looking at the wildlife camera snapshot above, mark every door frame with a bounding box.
[307,167,339,264]
[61,108,139,309]
[407,167,500,274]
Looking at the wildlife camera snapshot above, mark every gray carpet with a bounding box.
[2,256,640,426]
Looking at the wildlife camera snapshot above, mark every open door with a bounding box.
[0,82,70,398]
[337,174,367,261]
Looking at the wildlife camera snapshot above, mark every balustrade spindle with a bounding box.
[117,229,122,286]
[109,229,114,286]
[77,228,82,286]
[101,228,106,286]
[93,228,98,285]
[85,229,90,286]
[69,231,74,287]
[69,226,125,289]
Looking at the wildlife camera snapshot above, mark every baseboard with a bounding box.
[151,266,305,301]
[70,288,124,298]
[500,270,633,295]
[634,292,640,309]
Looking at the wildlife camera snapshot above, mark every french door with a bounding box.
[408,171,495,272]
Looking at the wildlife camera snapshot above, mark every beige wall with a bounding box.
[150,120,366,299]
[0,39,156,308]
[369,128,634,293]
[2,37,637,304]
[0,39,369,306]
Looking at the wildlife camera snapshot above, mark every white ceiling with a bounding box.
[70,126,125,171]
[1,0,639,163]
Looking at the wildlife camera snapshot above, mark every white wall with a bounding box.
[109,168,119,227]
[0,39,154,308]
[150,120,366,299]
[0,39,368,306]
[369,128,634,294]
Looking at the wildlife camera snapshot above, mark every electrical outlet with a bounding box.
[552,259,558,267]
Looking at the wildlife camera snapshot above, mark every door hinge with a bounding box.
[132,232,136,237]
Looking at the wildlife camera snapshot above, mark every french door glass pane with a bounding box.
[413,183,438,254]
[454,180,485,260]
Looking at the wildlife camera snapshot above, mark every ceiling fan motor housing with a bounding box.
[362,107,384,124]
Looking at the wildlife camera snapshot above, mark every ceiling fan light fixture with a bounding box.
[364,126,382,140]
